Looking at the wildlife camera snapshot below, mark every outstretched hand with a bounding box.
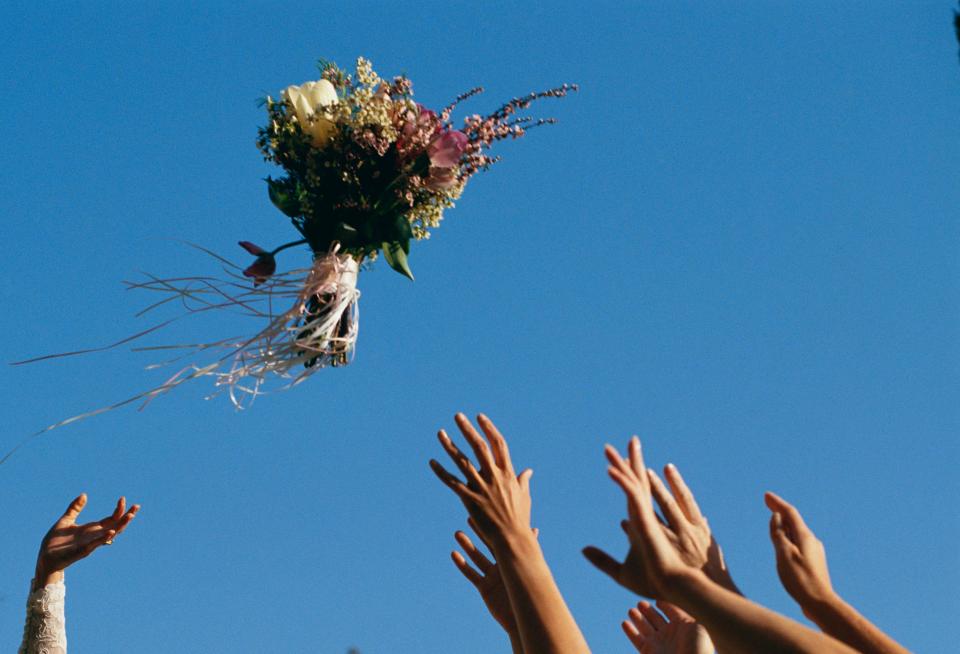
[430,413,534,549]
[765,491,835,613]
[647,463,739,594]
[622,600,714,654]
[452,520,535,638]
[34,494,139,589]
[582,437,694,599]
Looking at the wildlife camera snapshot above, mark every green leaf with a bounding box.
[266,178,301,218]
[381,241,414,281]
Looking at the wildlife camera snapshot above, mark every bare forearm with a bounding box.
[804,594,911,654]
[508,630,525,654]
[495,531,591,654]
[668,572,859,654]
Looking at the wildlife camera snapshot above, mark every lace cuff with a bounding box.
[19,578,67,654]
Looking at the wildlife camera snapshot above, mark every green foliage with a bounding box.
[381,240,414,280]
[266,177,302,218]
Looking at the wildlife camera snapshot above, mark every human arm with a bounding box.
[765,492,911,654]
[20,494,139,654]
[430,412,590,654]
[583,437,859,654]
[622,600,713,654]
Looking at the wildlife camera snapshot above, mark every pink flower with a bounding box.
[239,241,276,285]
[428,129,468,168]
[417,104,438,124]
[425,167,459,190]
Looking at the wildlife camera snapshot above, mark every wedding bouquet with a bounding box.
[12,57,575,441]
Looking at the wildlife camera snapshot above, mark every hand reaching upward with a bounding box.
[34,494,139,589]
[622,600,713,654]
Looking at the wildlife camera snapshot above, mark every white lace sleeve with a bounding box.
[18,578,67,654]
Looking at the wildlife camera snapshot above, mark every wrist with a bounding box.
[34,556,64,587]
[706,565,740,594]
[31,568,63,592]
[494,525,541,559]
[659,567,712,605]
[799,590,845,626]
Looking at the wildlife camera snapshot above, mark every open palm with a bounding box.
[36,494,139,580]
[622,600,713,654]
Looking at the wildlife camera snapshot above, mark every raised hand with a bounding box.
[622,600,713,654]
[765,491,834,612]
[452,526,518,635]
[583,437,693,599]
[765,492,910,654]
[586,438,862,654]
[431,413,590,654]
[647,463,739,594]
[430,413,533,549]
[34,494,139,589]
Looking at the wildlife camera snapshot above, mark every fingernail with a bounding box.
[666,462,676,471]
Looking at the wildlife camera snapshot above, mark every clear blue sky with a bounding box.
[1,2,958,652]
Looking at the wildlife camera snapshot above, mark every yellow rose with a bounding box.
[282,79,339,147]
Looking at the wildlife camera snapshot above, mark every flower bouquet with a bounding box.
[11,57,575,442]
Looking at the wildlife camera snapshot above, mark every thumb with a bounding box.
[582,546,622,580]
[62,493,87,523]
[518,468,533,492]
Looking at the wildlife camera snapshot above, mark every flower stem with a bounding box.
[270,239,309,256]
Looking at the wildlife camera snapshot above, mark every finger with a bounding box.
[62,493,87,523]
[518,468,533,494]
[451,550,484,587]
[628,436,647,480]
[455,531,493,573]
[112,505,140,537]
[646,469,686,531]
[80,529,116,558]
[438,430,486,488]
[664,463,704,523]
[764,491,812,541]
[628,606,655,637]
[477,413,515,475]
[466,517,494,550]
[429,459,482,505]
[609,467,645,524]
[604,444,632,477]
[454,413,495,473]
[656,600,694,623]
[97,497,127,528]
[636,600,667,630]
[621,620,645,651]
[769,511,801,557]
[609,466,648,515]
[582,546,622,580]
